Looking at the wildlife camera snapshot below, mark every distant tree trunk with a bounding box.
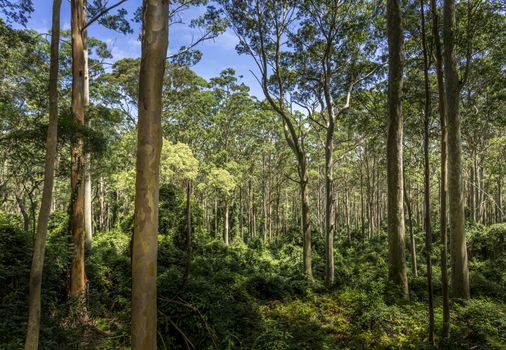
[443,0,470,299]
[24,3,61,348]
[98,176,105,231]
[403,175,417,277]
[300,161,312,277]
[131,0,168,348]
[183,180,192,283]
[430,0,450,337]
[69,0,87,299]
[16,193,30,233]
[224,198,230,245]
[386,0,409,300]
[420,0,435,344]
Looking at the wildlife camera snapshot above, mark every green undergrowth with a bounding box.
[1,212,505,349]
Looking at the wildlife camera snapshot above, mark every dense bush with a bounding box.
[0,211,505,349]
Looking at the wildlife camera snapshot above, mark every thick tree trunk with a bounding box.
[386,0,409,300]
[420,0,435,343]
[131,1,168,349]
[443,0,470,300]
[69,0,87,299]
[430,0,450,337]
[24,2,61,348]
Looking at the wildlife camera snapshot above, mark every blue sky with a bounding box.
[4,0,263,97]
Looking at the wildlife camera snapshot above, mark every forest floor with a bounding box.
[1,213,505,349]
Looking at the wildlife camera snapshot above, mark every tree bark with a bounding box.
[443,0,470,299]
[387,0,409,300]
[131,1,168,349]
[69,0,87,299]
[403,176,417,277]
[420,0,435,343]
[24,2,61,348]
[430,0,450,337]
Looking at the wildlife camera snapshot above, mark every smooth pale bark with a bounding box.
[24,1,61,348]
[69,0,87,298]
[386,0,409,300]
[443,0,470,300]
[420,0,435,344]
[131,1,168,348]
[430,0,450,337]
[83,32,92,251]
[324,110,335,286]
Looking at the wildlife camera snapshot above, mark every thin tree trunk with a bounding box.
[387,0,409,300]
[69,0,87,299]
[443,0,470,299]
[325,122,334,286]
[183,180,192,283]
[420,0,435,343]
[224,198,229,245]
[24,3,61,348]
[131,1,168,348]
[403,176,417,277]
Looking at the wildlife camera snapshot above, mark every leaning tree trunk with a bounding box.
[430,0,450,337]
[24,1,61,348]
[131,1,168,349]
[69,0,87,299]
[420,0,435,344]
[386,0,409,301]
[443,0,470,300]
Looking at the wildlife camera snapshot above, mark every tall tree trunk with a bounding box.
[420,0,435,344]
[83,25,92,251]
[183,180,192,283]
[443,0,470,299]
[24,3,61,348]
[387,0,409,300]
[430,0,450,337]
[324,121,334,286]
[131,1,168,348]
[69,0,87,299]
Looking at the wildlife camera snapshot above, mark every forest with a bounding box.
[0,0,505,349]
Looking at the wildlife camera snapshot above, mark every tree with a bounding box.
[420,0,434,344]
[222,0,313,277]
[131,0,168,348]
[443,0,470,300]
[24,0,61,348]
[386,0,408,300]
[69,0,87,300]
